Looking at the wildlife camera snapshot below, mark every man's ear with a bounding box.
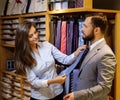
[95,27,100,32]
[94,27,100,33]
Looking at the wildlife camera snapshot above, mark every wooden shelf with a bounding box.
[0,12,47,19]
[0,0,120,100]
[1,44,15,48]
[48,8,119,14]
[1,71,30,99]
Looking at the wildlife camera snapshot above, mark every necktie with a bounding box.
[73,22,79,52]
[78,19,84,46]
[76,0,83,8]
[60,21,67,54]
[71,69,79,91]
[49,20,56,45]
[66,20,74,55]
[55,20,61,50]
[59,48,89,94]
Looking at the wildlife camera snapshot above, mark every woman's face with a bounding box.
[28,26,39,46]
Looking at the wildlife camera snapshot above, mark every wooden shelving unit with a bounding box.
[0,0,120,100]
[1,71,30,100]
[0,12,49,100]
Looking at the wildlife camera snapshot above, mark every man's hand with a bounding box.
[63,92,74,100]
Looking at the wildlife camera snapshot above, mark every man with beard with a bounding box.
[63,13,116,100]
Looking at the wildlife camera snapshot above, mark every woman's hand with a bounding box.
[74,45,87,57]
[48,75,66,85]
[54,75,67,84]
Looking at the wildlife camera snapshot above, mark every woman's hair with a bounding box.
[15,21,36,75]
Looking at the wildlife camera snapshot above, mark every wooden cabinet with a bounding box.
[0,0,120,100]
[1,71,30,100]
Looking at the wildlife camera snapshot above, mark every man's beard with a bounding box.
[83,30,94,42]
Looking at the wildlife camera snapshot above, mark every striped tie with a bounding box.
[60,21,67,54]
[76,0,83,8]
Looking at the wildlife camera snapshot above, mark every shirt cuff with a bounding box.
[72,53,78,58]
[41,80,48,87]
[70,53,74,57]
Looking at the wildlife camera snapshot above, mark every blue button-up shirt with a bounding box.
[26,41,77,99]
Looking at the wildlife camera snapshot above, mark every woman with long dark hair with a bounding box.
[15,21,86,100]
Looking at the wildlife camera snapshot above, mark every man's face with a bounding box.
[82,17,95,41]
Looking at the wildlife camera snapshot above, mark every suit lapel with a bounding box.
[79,40,106,72]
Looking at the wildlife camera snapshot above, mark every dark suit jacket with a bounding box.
[74,39,116,100]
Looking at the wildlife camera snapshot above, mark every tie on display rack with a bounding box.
[50,15,85,54]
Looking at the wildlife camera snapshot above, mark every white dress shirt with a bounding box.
[12,0,27,14]
[0,0,7,15]
[6,0,16,15]
[90,38,104,51]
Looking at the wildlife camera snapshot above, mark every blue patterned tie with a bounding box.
[59,48,89,94]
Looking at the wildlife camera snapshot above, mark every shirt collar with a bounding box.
[90,38,104,51]
[37,42,42,47]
